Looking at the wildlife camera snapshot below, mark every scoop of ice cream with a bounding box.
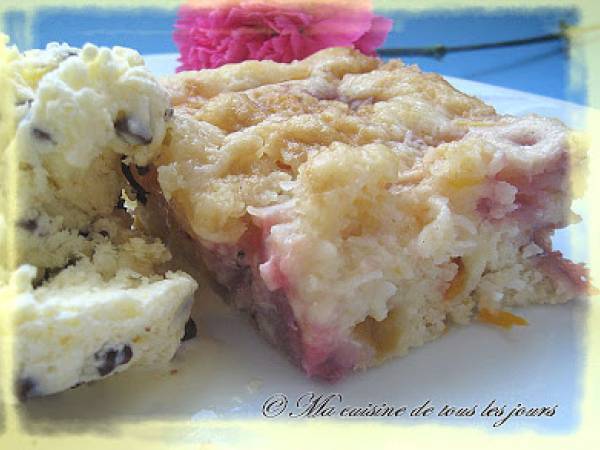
[0,38,198,400]
[3,42,173,270]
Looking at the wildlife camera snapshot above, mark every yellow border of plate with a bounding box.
[0,1,598,448]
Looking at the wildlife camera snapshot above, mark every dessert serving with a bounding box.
[0,40,197,399]
[134,47,589,381]
[0,34,590,402]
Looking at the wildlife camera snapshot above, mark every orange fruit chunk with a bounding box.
[478,308,529,329]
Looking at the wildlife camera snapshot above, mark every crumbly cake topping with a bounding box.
[158,47,500,244]
[155,47,586,341]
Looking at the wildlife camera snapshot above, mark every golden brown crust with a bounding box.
[156,47,495,244]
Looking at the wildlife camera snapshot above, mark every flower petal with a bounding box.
[173,2,392,70]
[354,15,393,55]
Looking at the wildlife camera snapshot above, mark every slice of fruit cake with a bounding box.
[134,47,589,381]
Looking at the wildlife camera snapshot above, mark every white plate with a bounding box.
[20,54,590,435]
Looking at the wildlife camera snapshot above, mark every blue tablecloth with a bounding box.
[2,6,586,105]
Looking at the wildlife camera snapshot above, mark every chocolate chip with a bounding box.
[16,98,33,107]
[164,107,174,121]
[33,256,79,288]
[67,256,78,267]
[135,165,149,175]
[45,263,64,279]
[62,49,79,59]
[95,344,133,377]
[181,318,197,341]
[121,162,148,204]
[32,127,56,144]
[49,256,77,275]
[114,115,153,146]
[17,217,38,232]
[115,197,126,210]
[16,377,37,401]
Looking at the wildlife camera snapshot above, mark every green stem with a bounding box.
[377,25,569,60]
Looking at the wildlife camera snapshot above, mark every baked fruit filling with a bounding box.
[134,47,589,380]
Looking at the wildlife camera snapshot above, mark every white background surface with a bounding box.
[19,54,590,435]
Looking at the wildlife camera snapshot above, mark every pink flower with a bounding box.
[174,0,392,71]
